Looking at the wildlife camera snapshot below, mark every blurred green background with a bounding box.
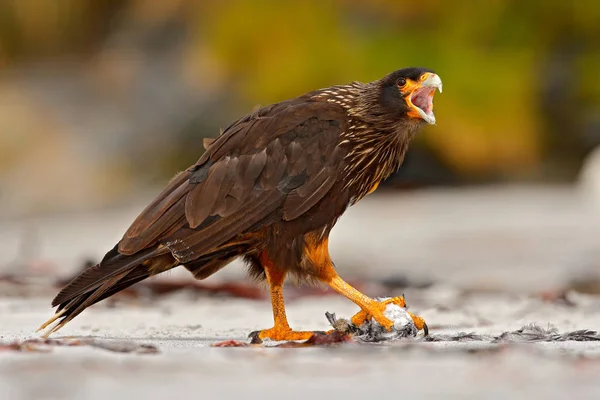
[0,0,598,217]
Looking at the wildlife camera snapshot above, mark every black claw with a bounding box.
[248,331,263,344]
[422,322,429,337]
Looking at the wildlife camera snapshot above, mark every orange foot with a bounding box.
[249,326,318,344]
[350,296,428,335]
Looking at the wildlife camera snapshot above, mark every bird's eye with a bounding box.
[396,78,407,87]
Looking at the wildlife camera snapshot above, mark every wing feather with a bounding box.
[119,100,348,262]
[185,158,229,228]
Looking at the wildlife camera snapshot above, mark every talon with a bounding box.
[423,322,429,336]
[248,330,263,344]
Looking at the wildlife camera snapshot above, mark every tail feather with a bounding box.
[85,264,154,305]
[42,269,132,336]
[40,242,247,337]
[52,244,168,308]
[39,244,174,337]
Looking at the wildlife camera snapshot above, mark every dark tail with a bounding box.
[38,243,175,337]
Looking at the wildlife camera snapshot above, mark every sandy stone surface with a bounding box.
[2,185,600,399]
[3,292,600,400]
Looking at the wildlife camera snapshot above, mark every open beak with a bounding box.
[407,73,443,125]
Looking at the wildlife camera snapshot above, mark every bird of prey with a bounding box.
[39,67,442,342]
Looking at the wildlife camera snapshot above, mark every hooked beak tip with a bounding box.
[422,73,443,93]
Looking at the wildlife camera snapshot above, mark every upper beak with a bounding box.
[407,72,443,125]
[421,73,443,93]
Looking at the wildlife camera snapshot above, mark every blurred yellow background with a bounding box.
[0,0,598,217]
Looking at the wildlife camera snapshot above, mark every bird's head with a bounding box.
[371,67,443,126]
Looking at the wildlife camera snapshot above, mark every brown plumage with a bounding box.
[40,67,442,340]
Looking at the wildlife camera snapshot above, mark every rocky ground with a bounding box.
[2,185,600,399]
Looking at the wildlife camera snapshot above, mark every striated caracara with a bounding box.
[40,67,442,342]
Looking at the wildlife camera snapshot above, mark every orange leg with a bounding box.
[250,253,315,343]
[326,274,395,330]
[306,235,427,334]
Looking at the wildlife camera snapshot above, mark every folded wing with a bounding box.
[118,99,347,264]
